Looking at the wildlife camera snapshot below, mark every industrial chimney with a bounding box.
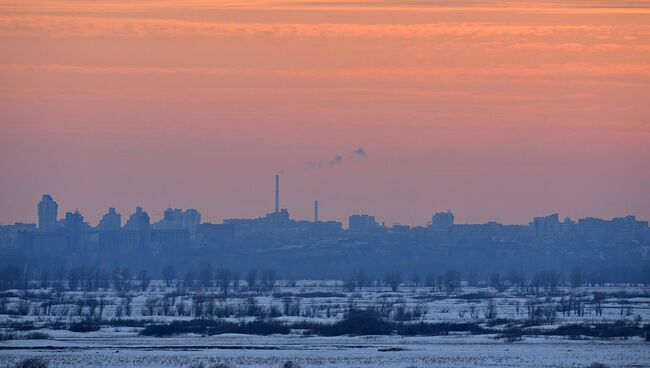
[314,200,319,222]
[275,174,280,213]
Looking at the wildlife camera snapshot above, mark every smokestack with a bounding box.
[275,174,280,213]
[314,200,319,222]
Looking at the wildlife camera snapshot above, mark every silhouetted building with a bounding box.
[349,214,380,232]
[97,207,121,231]
[431,211,454,230]
[183,209,201,240]
[0,223,36,248]
[37,194,58,232]
[124,207,150,249]
[197,223,235,247]
[124,207,150,231]
[531,213,560,239]
[154,208,201,240]
[150,229,190,251]
[64,211,85,250]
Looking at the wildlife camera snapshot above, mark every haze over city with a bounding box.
[1,0,649,226]
[1,2,650,367]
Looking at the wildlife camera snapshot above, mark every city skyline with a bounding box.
[1,2,649,365]
[6,185,649,229]
[1,0,649,226]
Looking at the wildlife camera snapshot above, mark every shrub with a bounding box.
[282,361,300,368]
[69,321,101,332]
[318,309,392,336]
[13,358,49,368]
[0,332,50,341]
[0,332,16,341]
[554,322,641,339]
[23,332,50,340]
[498,328,524,342]
[141,319,290,337]
[588,363,609,368]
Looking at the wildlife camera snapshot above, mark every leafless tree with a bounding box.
[138,270,151,291]
[444,270,462,293]
[261,268,277,293]
[384,272,403,292]
[144,296,159,316]
[162,264,176,287]
[483,299,498,320]
[246,268,258,293]
[216,268,231,298]
[199,263,214,289]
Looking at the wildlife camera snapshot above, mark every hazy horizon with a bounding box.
[1,0,649,226]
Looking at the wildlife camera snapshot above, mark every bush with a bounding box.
[282,361,300,368]
[13,358,49,368]
[69,321,101,332]
[0,332,50,341]
[589,363,609,368]
[0,332,16,341]
[141,319,290,337]
[23,332,50,340]
[318,309,392,336]
[554,322,642,339]
[497,328,524,342]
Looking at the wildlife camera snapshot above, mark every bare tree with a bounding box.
[144,296,159,316]
[490,272,504,291]
[162,264,176,287]
[216,267,231,298]
[411,272,421,287]
[138,270,151,292]
[467,270,478,287]
[246,268,258,293]
[232,271,240,291]
[176,300,187,316]
[425,273,436,291]
[444,270,462,293]
[384,272,403,292]
[570,267,583,288]
[483,299,498,320]
[261,268,277,293]
[199,263,214,289]
[183,270,196,290]
[161,294,177,316]
[121,295,133,317]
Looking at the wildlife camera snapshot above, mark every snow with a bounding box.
[1,282,649,367]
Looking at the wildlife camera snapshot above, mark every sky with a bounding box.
[0,0,649,227]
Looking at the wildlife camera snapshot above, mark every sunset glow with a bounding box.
[1,0,649,226]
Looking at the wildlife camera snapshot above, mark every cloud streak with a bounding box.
[3,63,648,82]
[1,0,649,14]
[2,15,642,40]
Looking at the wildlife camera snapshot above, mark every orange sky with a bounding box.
[0,0,649,226]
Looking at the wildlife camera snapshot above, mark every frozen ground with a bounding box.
[1,333,648,368]
[1,281,649,367]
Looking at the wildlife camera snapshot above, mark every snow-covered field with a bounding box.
[1,281,649,367]
[2,333,648,368]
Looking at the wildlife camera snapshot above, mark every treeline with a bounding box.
[1,263,650,293]
[0,263,277,295]
[346,266,649,294]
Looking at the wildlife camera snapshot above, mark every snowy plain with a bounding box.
[1,281,649,367]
